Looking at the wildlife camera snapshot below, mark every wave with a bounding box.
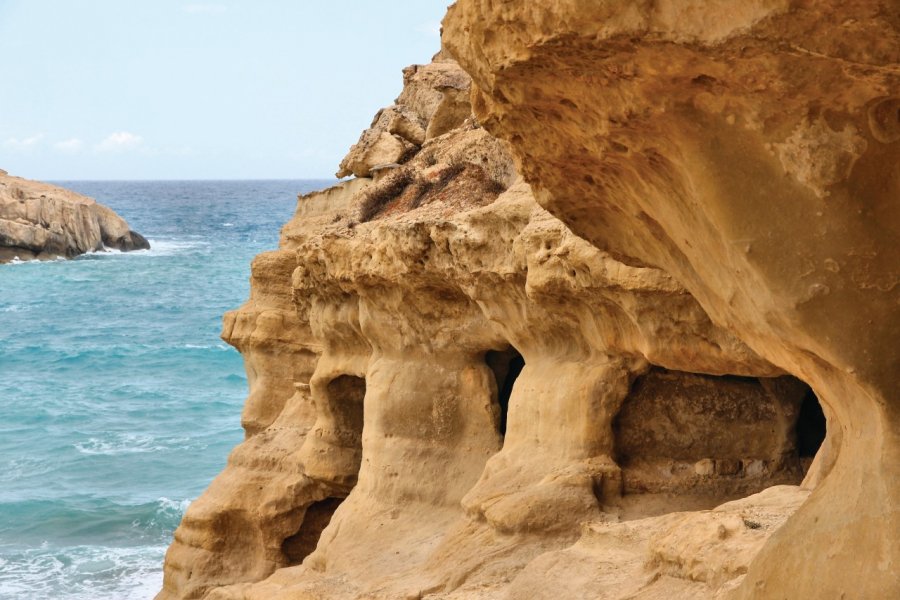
[0,305,29,313]
[132,239,210,257]
[0,543,166,600]
[155,497,192,514]
[2,238,210,268]
[181,343,230,350]
[2,255,66,266]
[0,457,55,484]
[0,496,193,545]
[60,239,212,262]
[73,434,167,456]
[72,433,204,456]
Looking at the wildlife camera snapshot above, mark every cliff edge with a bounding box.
[0,171,149,263]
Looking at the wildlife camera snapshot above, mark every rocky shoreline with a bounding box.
[0,170,149,263]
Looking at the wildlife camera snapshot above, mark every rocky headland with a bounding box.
[158,2,898,599]
[0,170,149,263]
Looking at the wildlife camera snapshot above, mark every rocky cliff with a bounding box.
[155,17,896,595]
[0,171,149,262]
[442,1,899,597]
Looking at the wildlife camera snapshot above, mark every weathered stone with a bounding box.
[443,1,899,597]
[336,57,472,178]
[0,172,149,262]
[159,4,896,596]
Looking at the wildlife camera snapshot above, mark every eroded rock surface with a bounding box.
[152,30,878,597]
[336,52,473,179]
[443,1,899,597]
[0,172,149,262]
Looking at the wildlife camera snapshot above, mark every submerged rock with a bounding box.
[0,171,149,262]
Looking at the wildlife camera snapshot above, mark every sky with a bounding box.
[0,1,450,180]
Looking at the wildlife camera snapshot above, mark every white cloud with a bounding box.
[97,131,143,152]
[3,133,45,149]
[182,3,227,14]
[54,138,84,153]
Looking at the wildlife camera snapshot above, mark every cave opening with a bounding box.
[281,374,365,567]
[485,347,525,436]
[612,367,825,515]
[795,388,826,459]
[281,497,345,565]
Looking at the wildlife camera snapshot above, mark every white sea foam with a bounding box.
[129,498,193,535]
[3,238,207,266]
[73,433,167,456]
[222,222,234,227]
[156,497,192,514]
[84,246,123,256]
[0,544,166,600]
[182,343,229,350]
[73,433,205,456]
[140,239,209,256]
[2,255,66,266]
[0,304,28,313]
[74,239,210,260]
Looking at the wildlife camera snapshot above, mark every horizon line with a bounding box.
[45,176,343,183]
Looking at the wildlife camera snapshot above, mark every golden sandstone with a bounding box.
[159,2,899,598]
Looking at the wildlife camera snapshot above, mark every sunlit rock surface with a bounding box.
[443,0,899,597]
[0,171,149,262]
[159,2,897,596]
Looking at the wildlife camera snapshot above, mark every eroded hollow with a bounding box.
[485,347,525,435]
[281,497,345,566]
[280,374,366,567]
[612,367,822,512]
[325,374,366,460]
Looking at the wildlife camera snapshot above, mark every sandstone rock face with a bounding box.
[336,54,473,178]
[0,172,149,262]
[442,1,899,597]
[154,34,868,597]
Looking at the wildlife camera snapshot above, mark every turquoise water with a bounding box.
[0,180,330,599]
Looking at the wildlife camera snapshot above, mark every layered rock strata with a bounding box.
[442,1,899,597]
[157,40,857,599]
[0,172,149,262]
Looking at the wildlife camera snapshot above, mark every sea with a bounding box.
[0,180,332,600]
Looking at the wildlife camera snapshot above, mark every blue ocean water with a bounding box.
[0,180,331,600]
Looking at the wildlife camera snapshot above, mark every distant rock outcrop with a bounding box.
[0,172,149,263]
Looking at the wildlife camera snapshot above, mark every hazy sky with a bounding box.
[0,1,450,180]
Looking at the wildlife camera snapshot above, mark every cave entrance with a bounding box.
[612,368,821,514]
[281,374,365,567]
[281,497,345,565]
[796,387,826,460]
[485,347,525,436]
